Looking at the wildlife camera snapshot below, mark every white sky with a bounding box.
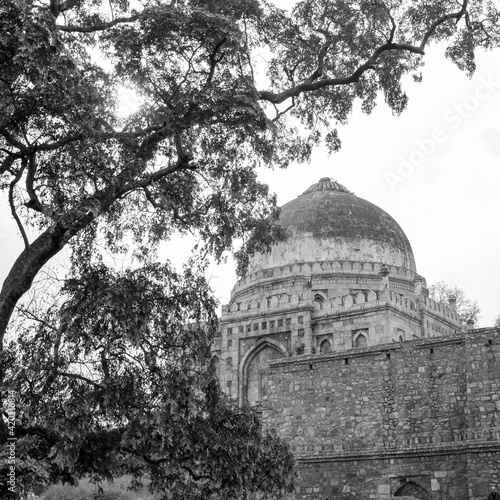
[1,41,499,327]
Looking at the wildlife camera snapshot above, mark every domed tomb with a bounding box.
[247,177,416,274]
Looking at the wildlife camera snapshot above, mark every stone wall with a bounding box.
[264,328,500,500]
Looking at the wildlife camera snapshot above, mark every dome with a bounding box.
[248,177,416,273]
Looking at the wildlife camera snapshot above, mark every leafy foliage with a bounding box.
[2,263,295,498]
[428,281,481,327]
[493,314,500,329]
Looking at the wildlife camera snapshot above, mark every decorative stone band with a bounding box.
[222,291,459,327]
[267,330,494,368]
[231,259,423,296]
[293,437,500,463]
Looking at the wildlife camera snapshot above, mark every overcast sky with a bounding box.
[1,39,499,327]
[206,44,500,327]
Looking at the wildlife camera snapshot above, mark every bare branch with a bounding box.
[271,97,296,123]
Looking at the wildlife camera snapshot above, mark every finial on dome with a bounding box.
[303,177,352,195]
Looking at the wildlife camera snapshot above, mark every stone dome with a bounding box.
[248,177,416,273]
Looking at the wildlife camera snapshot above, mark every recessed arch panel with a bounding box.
[239,339,287,406]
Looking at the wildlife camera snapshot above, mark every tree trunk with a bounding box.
[0,224,73,346]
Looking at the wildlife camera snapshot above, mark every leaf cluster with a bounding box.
[1,262,295,499]
[428,281,481,327]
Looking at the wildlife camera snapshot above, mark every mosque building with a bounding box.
[213,177,500,500]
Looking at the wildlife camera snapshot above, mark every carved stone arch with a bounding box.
[394,481,430,500]
[367,290,377,302]
[313,292,326,311]
[239,339,288,406]
[353,262,362,272]
[356,292,365,304]
[352,329,368,348]
[319,338,331,353]
[331,297,342,309]
[279,294,290,305]
[312,262,322,273]
[344,294,354,308]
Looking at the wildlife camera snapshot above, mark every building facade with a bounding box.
[213,178,500,500]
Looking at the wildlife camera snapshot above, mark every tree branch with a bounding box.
[206,38,227,87]
[24,153,48,215]
[55,371,104,389]
[258,41,423,104]
[0,130,28,152]
[258,2,469,105]
[0,153,20,176]
[56,14,143,33]
[9,162,29,248]
[420,0,469,50]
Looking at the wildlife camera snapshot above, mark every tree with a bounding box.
[1,0,499,496]
[2,263,295,498]
[493,314,500,328]
[428,281,481,328]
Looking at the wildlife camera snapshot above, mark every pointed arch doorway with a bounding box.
[240,339,287,406]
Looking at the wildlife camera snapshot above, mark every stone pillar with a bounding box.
[448,295,457,310]
[413,275,423,296]
[379,264,390,301]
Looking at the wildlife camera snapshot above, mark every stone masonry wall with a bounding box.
[265,328,500,500]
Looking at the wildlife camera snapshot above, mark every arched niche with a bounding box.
[394,481,430,500]
[320,338,331,353]
[313,293,325,311]
[239,339,287,406]
[353,332,367,348]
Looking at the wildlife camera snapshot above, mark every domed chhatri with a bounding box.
[248,177,416,274]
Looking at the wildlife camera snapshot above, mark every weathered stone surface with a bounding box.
[214,178,499,500]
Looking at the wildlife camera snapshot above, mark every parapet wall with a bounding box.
[265,328,500,500]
